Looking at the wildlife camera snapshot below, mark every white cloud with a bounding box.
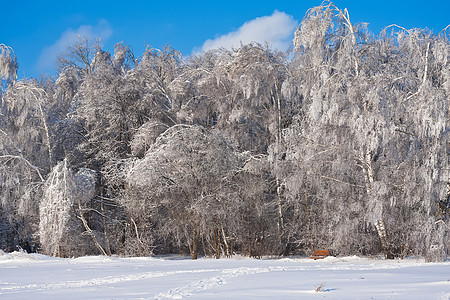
[37,19,113,71]
[199,11,298,53]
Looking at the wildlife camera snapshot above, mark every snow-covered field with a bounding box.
[0,251,448,299]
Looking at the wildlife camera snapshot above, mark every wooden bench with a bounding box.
[310,249,330,260]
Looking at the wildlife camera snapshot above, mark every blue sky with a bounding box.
[2,0,449,79]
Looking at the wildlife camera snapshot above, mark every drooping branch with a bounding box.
[0,154,44,182]
[14,83,53,165]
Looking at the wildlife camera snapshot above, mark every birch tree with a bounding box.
[0,79,52,251]
[283,1,449,259]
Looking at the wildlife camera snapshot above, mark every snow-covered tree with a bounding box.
[0,79,53,252]
[280,1,449,259]
[39,159,103,257]
[124,125,242,259]
[39,159,73,256]
[0,44,17,92]
[0,4,447,260]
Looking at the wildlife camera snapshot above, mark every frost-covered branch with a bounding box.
[0,155,44,182]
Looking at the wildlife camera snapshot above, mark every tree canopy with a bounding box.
[0,2,448,261]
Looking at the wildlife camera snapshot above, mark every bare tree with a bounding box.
[56,36,102,76]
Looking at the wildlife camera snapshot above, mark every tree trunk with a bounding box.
[214,226,221,259]
[221,228,230,257]
[247,210,252,257]
[191,230,199,260]
[360,150,391,258]
[303,189,314,253]
[273,84,284,242]
[101,199,112,256]
[375,219,392,258]
[52,244,60,258]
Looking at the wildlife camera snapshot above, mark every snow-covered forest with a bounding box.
[0,2,449,261]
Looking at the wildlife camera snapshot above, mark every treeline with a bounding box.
[0,2,449,261]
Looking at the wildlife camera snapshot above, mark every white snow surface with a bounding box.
[0,251,449,299]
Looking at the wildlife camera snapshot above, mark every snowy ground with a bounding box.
[0,251,449,299]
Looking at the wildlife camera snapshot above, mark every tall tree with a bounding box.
[0,79,52,251]
[281,1,449,259]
